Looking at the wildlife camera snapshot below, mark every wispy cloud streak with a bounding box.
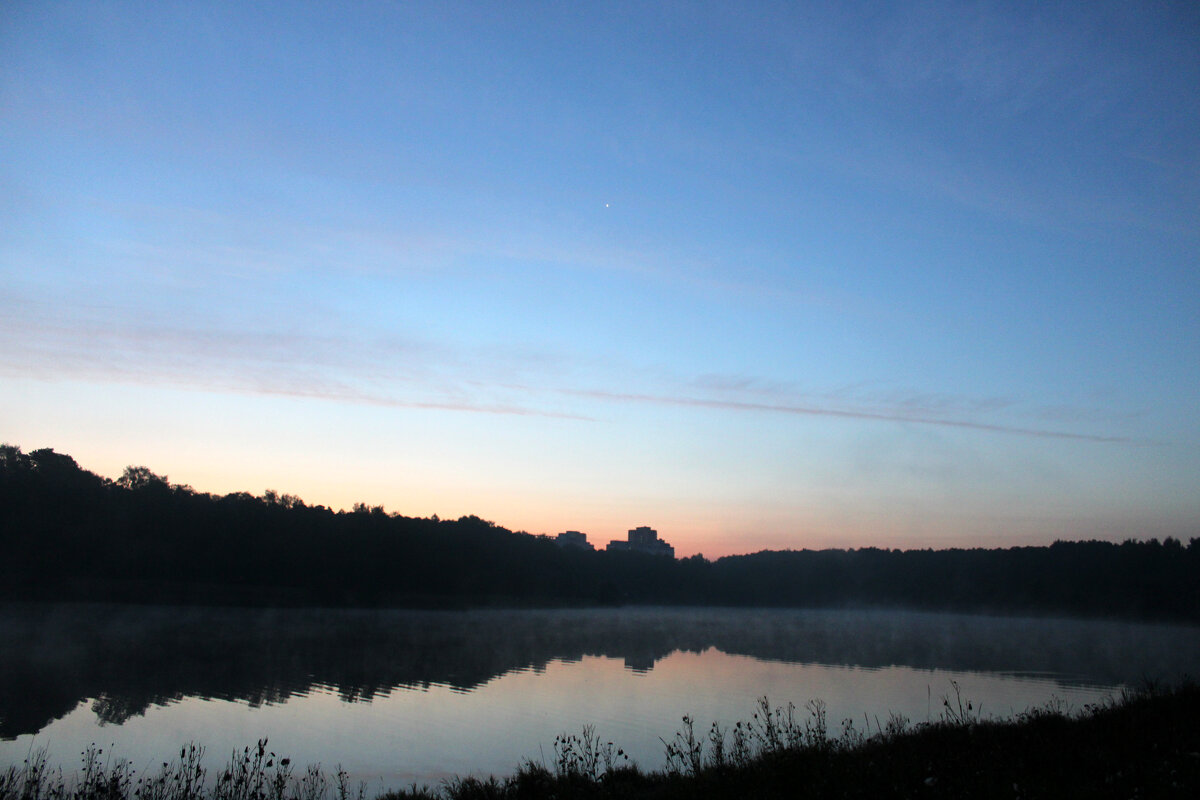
[567,388,1132,444]
[0,294,1140,440]
[0,297,592,420]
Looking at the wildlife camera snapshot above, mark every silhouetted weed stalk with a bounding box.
[0,741,364,800]
[549,725,627,781]
[660,697,835,776]
[939,679,981,727]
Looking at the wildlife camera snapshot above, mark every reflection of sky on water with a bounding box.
[2,605,1197,790]
[1,650,1126,791]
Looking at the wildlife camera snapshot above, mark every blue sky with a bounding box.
[3,1,1198,556]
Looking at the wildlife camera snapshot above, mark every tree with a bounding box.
[0,443,27,471]
[117,465,168,490]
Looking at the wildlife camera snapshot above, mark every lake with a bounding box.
[2,604,1197,791]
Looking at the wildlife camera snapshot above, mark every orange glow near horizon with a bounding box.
[7,389,1190,562]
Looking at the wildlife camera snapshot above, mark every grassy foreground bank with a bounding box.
[393,683,1200,799]
[4,685,1198,800]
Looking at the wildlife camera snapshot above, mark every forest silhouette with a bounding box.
[2,444,1197,619]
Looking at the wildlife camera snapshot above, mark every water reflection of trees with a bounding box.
[2,605,1197,739]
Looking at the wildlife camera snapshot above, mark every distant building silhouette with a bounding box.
[554,530,594,551]
[606,526,675,558]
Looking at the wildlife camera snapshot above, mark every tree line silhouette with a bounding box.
[2,445,1197,619]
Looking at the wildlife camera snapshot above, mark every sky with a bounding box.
[2,1,1199,557]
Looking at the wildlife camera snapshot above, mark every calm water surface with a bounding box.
[2,604,1197,790]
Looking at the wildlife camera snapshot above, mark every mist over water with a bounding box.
[2,605,1197,789]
